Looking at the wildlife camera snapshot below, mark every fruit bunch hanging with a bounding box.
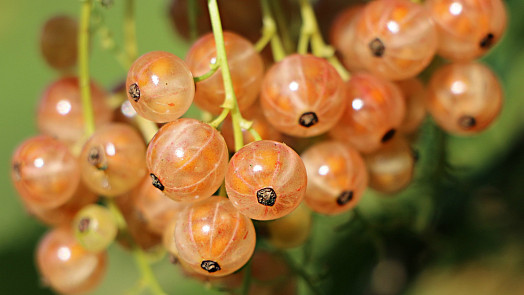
[10,0,509,294]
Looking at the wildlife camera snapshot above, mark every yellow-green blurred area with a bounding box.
[1,0,524,294]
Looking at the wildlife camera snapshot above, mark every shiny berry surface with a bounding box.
[396,78,427,134]
[352,0,438,80]
[330,73,406,154]
[73,204,118,253]
[221,103,283,152]
[425,62,503,135]
[365,137,415,194]
[147,118,228,202]
[261,54,346,137]
[330,5,366,72]
[175,196,256,277]
[36,227,107,294]
[426,0,507,61]
[266,203,312,249]
[225,140,307,220]
[80,123,147,197]
[126,51,195,123]
[185,32,264,114]
[37,77,112,145]
[11,135,80,209]
[40,15,78,70]
[301,141,368,215]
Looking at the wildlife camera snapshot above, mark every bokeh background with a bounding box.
[1,0,523,294]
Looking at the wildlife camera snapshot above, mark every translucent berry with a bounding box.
[396,78,427,134]
[221,103,283,152]
[301,141,368,215]
[352,0,438,80]
[133,176,187,235]
[73,204,117,253]
[175,196,256,277]
[147,118,228,202]
[365,137,416,194]
[425,62,503,135]
[40,15,78,70]
[185,32,264,114]
[25,182,98,227]
[126,51,195,123]
[36,227,107,295]
[11,135,80,209]
[37,77,112,145]
[80,123,147,197]
[425,0,507,61]
[225,140,307,220]
[261,54,346,137]
[330,73,406,154]
[330,5,366,72]
[266,203,312,249]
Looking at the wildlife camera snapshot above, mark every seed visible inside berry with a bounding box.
[77,217,91,233]
[299,112,319,128]
[201,260,221,273]
[458,116,477,129]
[128,83,140,102]
[480,33,495,48]
[257,187,277,206]
[381,129,396,143]
[150,173,164,191]
[336,191,354,206]
[369,38,385,57]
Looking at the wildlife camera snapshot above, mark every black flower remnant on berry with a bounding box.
[458,115,477,129]
[12,162,21,181]
[480,33,495,49]
[88,146,107,170]
[201,260,221,273]
[129,83,140,102]
[257,187,277,206]
[336,190,354,206]
[381,129,396,143]
[369,38,385,57]
[150,173,164,191]
[299,112,319,128]
[78,217,91,233]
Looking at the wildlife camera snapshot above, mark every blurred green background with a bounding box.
[1,0,524,294]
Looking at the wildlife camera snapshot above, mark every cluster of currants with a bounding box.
[10,0,507,294]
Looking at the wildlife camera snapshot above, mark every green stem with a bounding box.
[209,109,229,128]
[298,0,350,81]
[269,0,293,54]
[79,0,95,136]
[257,0,286,61]
[241,259,253,295]
[207,0,244,152]
[193,62,220,82]
[280,252,323,295]
[124,0,138,62]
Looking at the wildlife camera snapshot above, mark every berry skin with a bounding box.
[146,118,229,202]
[80,123,147,197]
[425,0,507,61]
[225,140,307,220]
[175,196,256,277]
[330,5,366,72]
[73,204,118,253]
[301,141,368,215]
[352,0,438,80]
[185,32,264,114]
[37,77,112,145]
[260,54,346,137]
[36,227,107,295]
[396,78,427,134]
[330,73,406,154]
[266,203,312,249]
[40,15,78,70]
[126,51,195,123]
[425,62,503,135]
[365,137,416,194]
[11,135,80,209]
